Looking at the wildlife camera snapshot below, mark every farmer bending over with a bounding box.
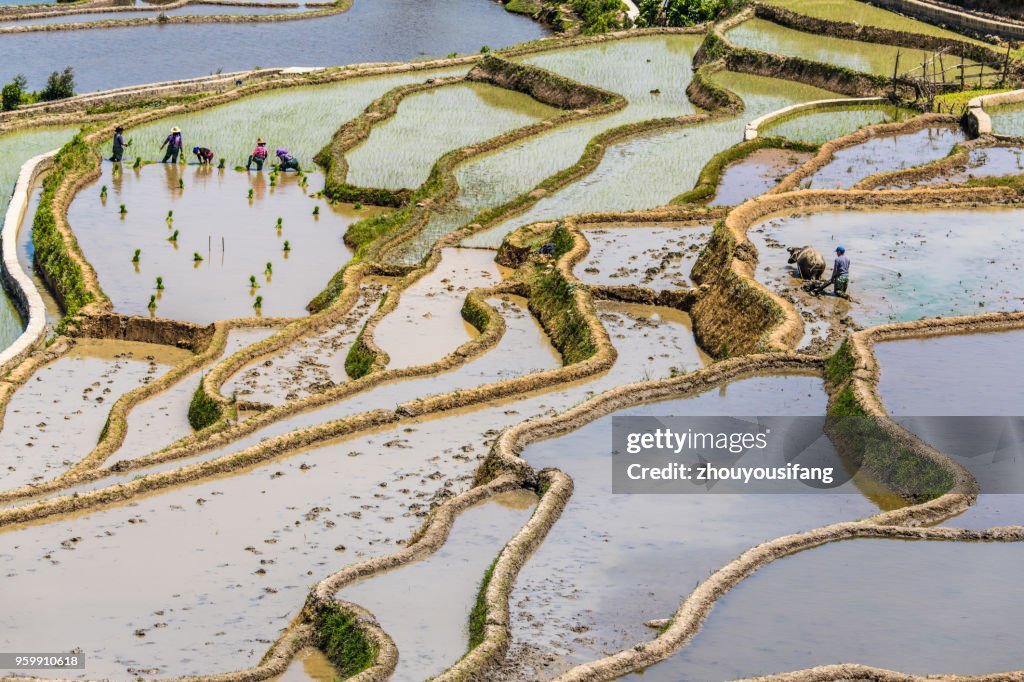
[247,138,268,171]
[193,146,215,165]
[275,148,300,172]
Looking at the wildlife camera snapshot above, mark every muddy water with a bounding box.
[638,538,1024,680]
[710,147,811,206]
[494,373,884,680]
[899,145,1024,188]
[466,72,844,250]
[104,327,277,467]
[806,126,964,190]
[749,207,1024,352]
[386,33,704,265]
[344,82,557,190]
[224,282,388,406]
[0,339,188,490]
[68,164,384,323]
[726,19,978,83]
[374,248,506,369]
[762,0,989,43]
[0,0,547,92]
[576,224,711,290]
[760,105,916,144]
[340,490,535,681]
[0,302,706,679]
[16,186,64,332]
[876,329,1024,529]
[270,648,337,682]
[0,126,76,352]
[127,65,467,166]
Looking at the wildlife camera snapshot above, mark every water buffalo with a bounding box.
[787,245,825,280]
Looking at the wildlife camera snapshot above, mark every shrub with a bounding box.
[187,381,221,430]
[39,67,75,102]
[1,75,27,111]
[636,0,737,26]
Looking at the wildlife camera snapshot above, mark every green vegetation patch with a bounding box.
[824,338,856,386]
[314,602,377,677]
[526,264,595,364]
[505,0,542,14]
[187,380,222,431]
[636,0,740,27]
[344,325,377,380]
[468,557,498,649]
[32,133,96,327]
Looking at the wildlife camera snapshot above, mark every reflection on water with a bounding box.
[0,0,548,91]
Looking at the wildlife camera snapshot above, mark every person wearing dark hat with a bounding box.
[160,126,183,164]
[192,146,215,165]
[110,125,129,163]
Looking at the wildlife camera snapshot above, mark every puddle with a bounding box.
[0,301,708,679]
[0,339,188,489]
[465,71,845,249]
[727,18,980,83]
[636,537,1024,680]
[761,0,991,43]
[340,490,535,681]
[876,329,1024,529]
[760,105,917,144]
[494,373,885,679]
[67,164,385,324]
[386,33,704,265]
[709,146,812,206]
[805,126,965,190]
[224,281,388,405]
[748,206,1024,352]
[127,66,468,166]
[374,248,507,369]
[344,81,557,190]
[0,0,548,92]
[0,126,76,352]
[575,224,711,290]
[270,647,338,682]
[104,327,278,467]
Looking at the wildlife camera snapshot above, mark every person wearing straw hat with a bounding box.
[160,126,183,164]
[109,125,130,163]
[246,137,269,171]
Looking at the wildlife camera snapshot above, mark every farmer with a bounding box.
[275,148,300,172]
[193,146,215,165]
[160,126,183,164]
[109,125,130,163]
[810,246,851,298]
[246,138,269,171]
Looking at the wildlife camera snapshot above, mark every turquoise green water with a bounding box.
[386,33,703,264]
[761,104,917,144]
[124,66,467,169]
[344,81,558,190]
[465,71,843,249]
[0,126,77,352]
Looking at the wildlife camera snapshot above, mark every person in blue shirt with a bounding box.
[109,125,129,163]
[814,246,850,298]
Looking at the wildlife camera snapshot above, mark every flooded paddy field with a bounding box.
[496,373,885,679]
[0,0,548,91]
[0,339,188,489]
[575,224,710,290]
[634,538,1024,680]
[805,125,965,189]
[726,18,977,83]
[0,301,707,679]
[0,4,313,26]
[224,281,388,405]
[67,164,382,323]
[761,0,990,42]
[894,145,1024,188]
[710,146,812,206]
[988,101,1024,137]
[344,82,557,191]
[877,329,1024,530]
[466,72,843,249]
[391,33,704,264]
[749,207,1024,350]
[341,490,535,680]
[760,105,916,145]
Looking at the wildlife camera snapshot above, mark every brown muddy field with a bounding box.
[67,164,384,323]
[575,225,710,291]
[710,147,811,206]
